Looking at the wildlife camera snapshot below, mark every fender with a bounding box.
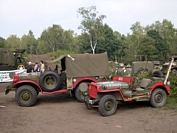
[14,80,43,92]
[149,82,170,94]
[73,77,98,89]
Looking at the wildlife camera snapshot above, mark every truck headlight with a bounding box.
[73,78,76,82]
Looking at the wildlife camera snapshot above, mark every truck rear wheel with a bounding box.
[98,95,117,116]
[150,88,167,108]
[15,85,38,107]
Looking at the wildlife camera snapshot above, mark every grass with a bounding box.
[163,97,177,112]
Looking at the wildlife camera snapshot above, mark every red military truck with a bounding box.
[5,53,113,107]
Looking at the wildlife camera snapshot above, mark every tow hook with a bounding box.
[5,86,11,95]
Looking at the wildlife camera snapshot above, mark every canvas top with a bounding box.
[45,53,110,77]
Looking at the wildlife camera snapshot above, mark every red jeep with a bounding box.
[5,53,112,107]
[80,58,174,116]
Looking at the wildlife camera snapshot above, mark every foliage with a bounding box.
[38,24,78,54]
[1,7,177,67]
[147,30,168,61]
[5,35,21,50]
[77,6,106,54]
[0,37,5,48]
[163,74,177,111]
[135,71,151,79]
[21,30,37,54]
[48,49,77,60]
[77,33,91,53]
[96,24,120,60]
[169,75,177,98]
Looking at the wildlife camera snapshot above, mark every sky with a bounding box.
[0,0,177,39]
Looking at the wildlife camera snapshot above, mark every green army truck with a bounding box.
[0,48,26,70]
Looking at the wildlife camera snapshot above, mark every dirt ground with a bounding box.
[1,83,177,133]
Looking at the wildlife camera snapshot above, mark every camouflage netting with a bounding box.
[0,48,15,66]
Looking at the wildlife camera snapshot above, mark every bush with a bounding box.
[164,74,177,111]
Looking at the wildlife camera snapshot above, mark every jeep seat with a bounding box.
[139,78,152,88]
[133,78,152,92]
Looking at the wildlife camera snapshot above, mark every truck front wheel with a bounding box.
[15,85,38,107]
[98,95,117,116]
[75,82,89,102]
[150,88,167,108]
[75,85,84,102]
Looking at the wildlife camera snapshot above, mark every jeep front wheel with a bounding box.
[15,85,38,107]
[85,101,93,110]
[150,88,167,108]
[98,95,117,116]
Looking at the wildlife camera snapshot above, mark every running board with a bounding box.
[132,95,150,100]
[136,98,149,101]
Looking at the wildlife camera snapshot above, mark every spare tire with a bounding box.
[152,70,164,77]
[39,71,61,92]
[136,68,148,74]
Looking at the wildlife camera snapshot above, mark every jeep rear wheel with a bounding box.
[39,71,61,92]
[15,85,37,107]
[150,88,167,108]
[98,95,117,116]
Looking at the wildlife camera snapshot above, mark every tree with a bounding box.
[77,33,91,53]
[145,19,176,55]
[5,35,21,50]
[147,30,168,61]
[40,24,75,53]
[21,30,37,54]
[96,24,120,60]
[77,6,106,54]
[40,24,64,52]
[137,35,156,61]
[0,37,5,48]
[114,31,127,62]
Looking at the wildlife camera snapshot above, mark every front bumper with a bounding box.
[84,96,99,105]
[5,83,16,95]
